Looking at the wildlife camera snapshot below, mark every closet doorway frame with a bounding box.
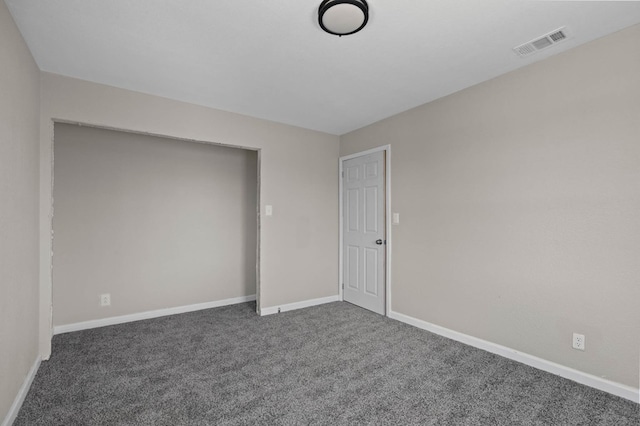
[45,120,262,338]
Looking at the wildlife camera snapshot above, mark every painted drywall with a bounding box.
[341,25,640,388]
[0,1,41,422]
[53,124,257,325]
[40,73,340,356]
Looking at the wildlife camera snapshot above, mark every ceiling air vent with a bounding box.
[513,27,569,58]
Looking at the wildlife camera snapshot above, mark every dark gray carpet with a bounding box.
[15,302,639,425]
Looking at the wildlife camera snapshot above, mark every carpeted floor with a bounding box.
[15,302,639,425]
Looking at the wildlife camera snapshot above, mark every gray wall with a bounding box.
[53,124,257,326]
[0,1,41,421]
[40,73,340,356]
[341,24,640,388]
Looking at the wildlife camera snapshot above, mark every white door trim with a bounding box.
[339,145,392,315]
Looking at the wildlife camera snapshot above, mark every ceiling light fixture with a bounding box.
[318,0,369,37]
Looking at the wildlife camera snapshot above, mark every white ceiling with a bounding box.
[6,1,640,135]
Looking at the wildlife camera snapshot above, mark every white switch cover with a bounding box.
[265,205,273,216]
[393,213,400,225]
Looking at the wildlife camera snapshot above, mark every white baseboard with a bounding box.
[53,295,256,335]
[388,310,639,403]
[1,356,41,426]
[261,295,340,316]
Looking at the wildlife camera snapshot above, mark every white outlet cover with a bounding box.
[265,205,273,216]
[572,333,585,350]
[100,293,111,306]
[392,213,400,224]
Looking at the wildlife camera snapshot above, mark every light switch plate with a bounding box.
[265,205,273,216]
[393,213,400,224]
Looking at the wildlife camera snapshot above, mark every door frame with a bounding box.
[339,145,392,315]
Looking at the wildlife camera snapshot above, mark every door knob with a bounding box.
[375,239,383,245]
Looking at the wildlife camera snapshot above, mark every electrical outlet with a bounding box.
[100,293,111,307]
[572,333,585,351]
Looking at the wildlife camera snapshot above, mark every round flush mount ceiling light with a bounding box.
[318,0,369,37]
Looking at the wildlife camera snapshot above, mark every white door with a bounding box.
[343,151,385,315]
